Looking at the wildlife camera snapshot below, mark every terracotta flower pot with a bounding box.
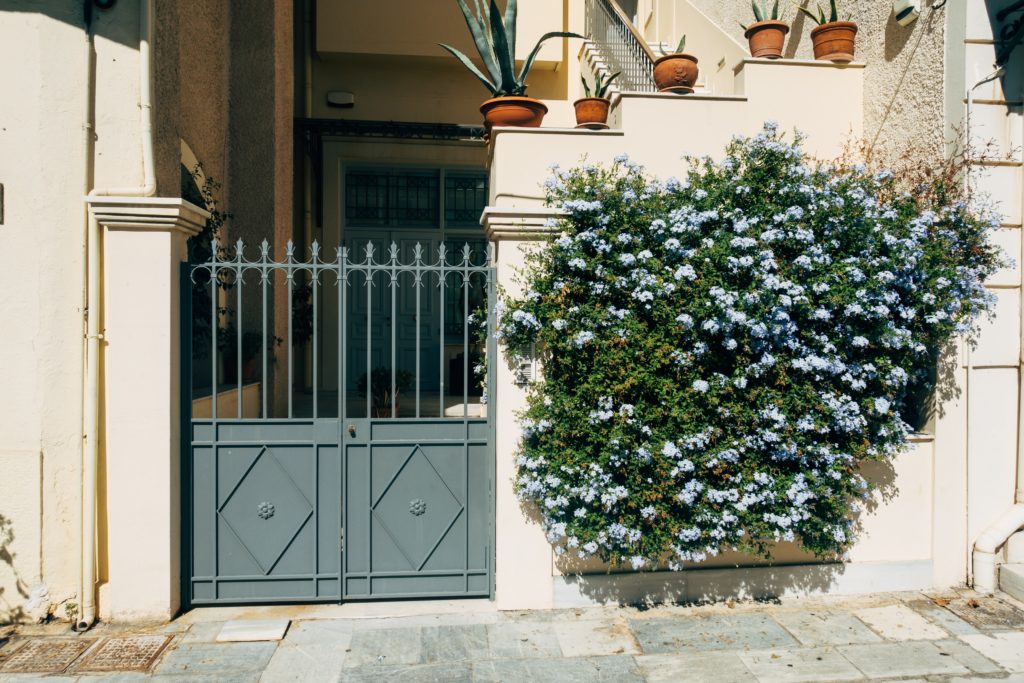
[810,21,857,63]
[744,20,789,59]
[480,96,548,132]
[652,53,699,94]
[574,97,610,127]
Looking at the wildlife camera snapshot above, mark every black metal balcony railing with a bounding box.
[585,0,657,92]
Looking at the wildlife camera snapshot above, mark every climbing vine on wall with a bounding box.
[497,123,1006,569]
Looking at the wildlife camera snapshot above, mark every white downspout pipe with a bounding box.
[967,65,1024,594]
[79,0,156,631]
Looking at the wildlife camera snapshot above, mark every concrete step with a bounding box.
[1000,563,1024,602]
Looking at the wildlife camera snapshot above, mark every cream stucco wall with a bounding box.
[642,0,948,164]
[0,0,293,623]
[1,2,96,623]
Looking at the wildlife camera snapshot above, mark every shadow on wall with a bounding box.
[783,3,810,59]
[882,0,919,62]
[986,0,1024,97]
[0,0,141,47]
[0,514,28,625]
[526,457,898,607]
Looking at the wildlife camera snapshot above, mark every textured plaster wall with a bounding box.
[680,0,948,164]
[0,0,291,622]
[0,0,171,622]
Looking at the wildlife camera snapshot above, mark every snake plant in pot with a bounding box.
[652,35,699,94]
[797,0,857,63]
[575,71,619,128]
[440,0,583,131]
[741,1,789,59]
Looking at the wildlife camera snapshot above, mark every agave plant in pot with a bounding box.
[575,71,619,129]
[653,35,699,94]
[797,0,857,63]
[741,1,789,59]
[440,0,583,131]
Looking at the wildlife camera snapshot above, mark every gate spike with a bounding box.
[389,241,399,263]
[260,239,271,260]
[462,242,471,264]
[285,240,295,259]
[235,239,245,261]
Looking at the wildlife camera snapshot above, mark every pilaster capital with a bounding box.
[86,196,209,237]
[481,206,563,242]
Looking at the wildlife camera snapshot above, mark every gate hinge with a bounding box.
[340,528,345,552]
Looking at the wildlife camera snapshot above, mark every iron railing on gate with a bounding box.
[585,0,657,92]
[185,239,494,422]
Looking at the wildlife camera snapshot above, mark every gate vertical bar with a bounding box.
[287,242,294,419]
[463,245,469,419]
[439,245,446,418]
[366,245,372,419]
[210,261,218,420]
[415,244,421,418]
[261,242,269,418]
[338,246,346,420]
[390,243,397,418]
[312,243,319,419]
[236,246,243,419]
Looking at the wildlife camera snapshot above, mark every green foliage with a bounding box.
[581,71,621,99]
[796,0,840,25]
[497,123,1004,569]
[658,34,687,57]
[187,166,232,359]
[440,0,584,97]
[741,0,782,30]
[358,367,415,417]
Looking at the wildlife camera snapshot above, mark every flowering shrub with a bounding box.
[498,123,1005,569]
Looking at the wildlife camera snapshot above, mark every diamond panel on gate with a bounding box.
[219,446,314,574]
[372,445,463,570]
[74,634,173,672]
[0,638,96,673]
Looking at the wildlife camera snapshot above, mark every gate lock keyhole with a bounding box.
[347,424,357,437]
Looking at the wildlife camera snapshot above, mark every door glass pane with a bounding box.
[444,172,488,228]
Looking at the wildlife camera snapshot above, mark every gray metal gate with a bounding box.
[182,239,495,605]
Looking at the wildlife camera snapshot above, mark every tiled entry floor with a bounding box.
[3,590,1024,682]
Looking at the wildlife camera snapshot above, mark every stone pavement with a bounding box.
[3,590,1024,682]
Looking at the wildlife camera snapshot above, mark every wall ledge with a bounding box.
[735,58,867,75]
[86,196,209,237]
[482,206,563,241]
[552,559,934,608]
[616,91,748,103]
[490,126,625,141]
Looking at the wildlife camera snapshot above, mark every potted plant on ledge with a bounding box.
[742,1,789,59]
[798,0,857,63]
[653,35,699,94]
[440,0,583,131]
[575,71,619,129]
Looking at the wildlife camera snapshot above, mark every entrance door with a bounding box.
[182,234,494,605]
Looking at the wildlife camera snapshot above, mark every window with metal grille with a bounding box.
[345,167,487,230]
[444,172,489,227]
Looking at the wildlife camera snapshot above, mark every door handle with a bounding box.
[347,424,356,437]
